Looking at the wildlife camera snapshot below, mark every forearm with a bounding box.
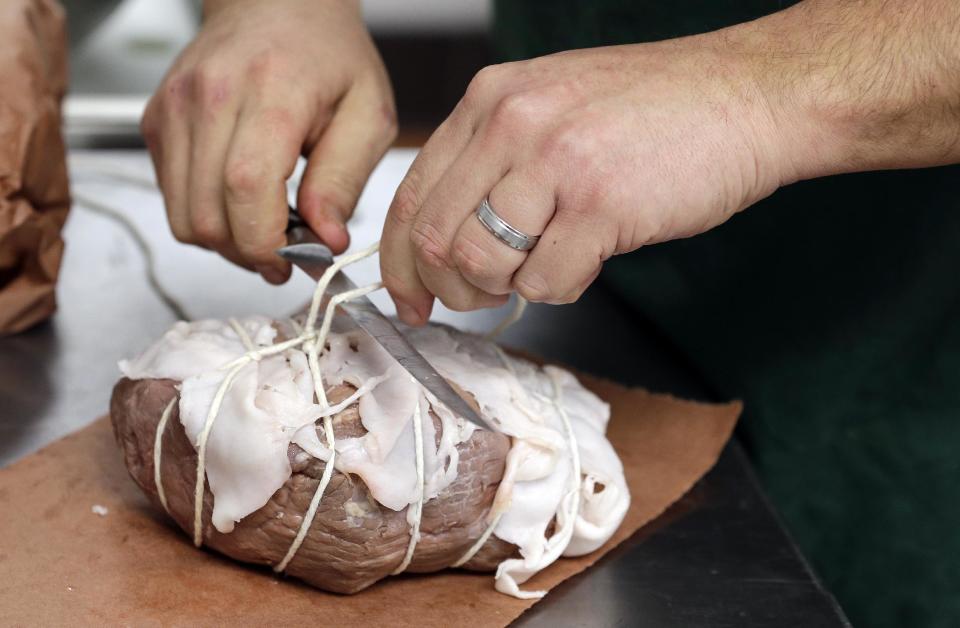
[728,0,960,183]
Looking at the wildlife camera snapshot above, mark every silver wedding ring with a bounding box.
[475,197,540,251]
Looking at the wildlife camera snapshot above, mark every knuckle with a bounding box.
[464,64,503,108]
[140,101,159,142]
[411,221,451,271]
[301,191,352,225]
[379,262,408,301]
[451,238,494,280]
[310,168,363,208]
[436,290,479,313]
[140,122,155,147]
[191,64,229,107]
[233,234,275,261]
[630,208,670,246]
[573,173,607,214]
[258,106,297,140]
[248,49,284,84]
[548,289,582,305]
[163,73,190,106]
[300,191,344,222]
[489,91,539,133]
[224,158,266,199]
[541,122,583,165]
[168,220,195,245]
[189,210,227,247]
[514,271,552,303]
[556,193,593,222]
[437,296,469,312]
[377,101,399,143]
[388,177,424,227]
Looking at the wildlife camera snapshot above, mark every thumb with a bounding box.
[298,81,397,254]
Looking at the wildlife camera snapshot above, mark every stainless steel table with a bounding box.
[0,149,850,627]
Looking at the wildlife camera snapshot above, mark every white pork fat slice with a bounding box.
[413,327,565,453]
[489,401,575,598]
[119,317,276,381]
[315,332,435,511]
[320,332,420,462]
[334,412,420,511]
[543,367,630,556]
[494,437,572,553]
[121,316,330,533]
[178,350,328,532]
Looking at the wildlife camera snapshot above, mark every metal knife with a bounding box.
[278,208,495,432]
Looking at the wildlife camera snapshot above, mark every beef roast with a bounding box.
[110,377,518,594]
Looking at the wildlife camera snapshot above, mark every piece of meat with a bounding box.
[110,377,518,594]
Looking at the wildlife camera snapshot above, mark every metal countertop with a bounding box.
[0,149,849,627]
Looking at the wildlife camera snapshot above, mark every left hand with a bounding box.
[380,38,797,325]
[142,0,395,284]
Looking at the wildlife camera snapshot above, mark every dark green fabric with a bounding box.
[495,3,960,627]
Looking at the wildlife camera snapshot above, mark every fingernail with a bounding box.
[395,301,422,325]
[256,265,286,285]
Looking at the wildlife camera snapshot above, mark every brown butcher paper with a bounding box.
[0,0,70,335]
[0,375,740,626]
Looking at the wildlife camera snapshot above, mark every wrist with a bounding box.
[706,11,847,189]
[666,30,806,201]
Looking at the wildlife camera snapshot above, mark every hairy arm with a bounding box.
[737,0,960,183]
[378,0,959,316]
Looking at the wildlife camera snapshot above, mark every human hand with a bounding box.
[142,0,396,283]
[379,38,795,324]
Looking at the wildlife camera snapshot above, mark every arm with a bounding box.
[745,0,960,181]
[143,0,396,283]
[379,0,960,323]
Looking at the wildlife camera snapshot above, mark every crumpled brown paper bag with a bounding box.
[0,0,70,335]
[0,373,740,627]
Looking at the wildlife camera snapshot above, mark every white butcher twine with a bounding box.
[153,398,176,515]
[124,242,631,598]
[391,395,425,575]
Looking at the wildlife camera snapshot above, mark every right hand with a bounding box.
[142,0,396,283]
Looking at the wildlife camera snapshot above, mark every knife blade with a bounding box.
[279,210,495,432]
